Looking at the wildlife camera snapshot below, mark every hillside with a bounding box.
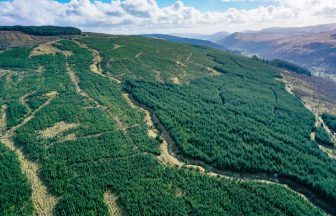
[143,34,227,50]
[173,31,230,42]
[0,31,64,51]
[218,27,336,75]
[0,33,335,215]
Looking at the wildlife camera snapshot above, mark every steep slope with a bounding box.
[0,34,330,215]
[173,31,230,42]
[143,34,227,51]
[218,28,336,75]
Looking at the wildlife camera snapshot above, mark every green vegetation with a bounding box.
[0,35,328,215]
[315,127,334,147]
[251,55,312,76]
[0,26,81,36]
[0,144,33,215]
[322,113,336,133]
[270,59,312,76]
[122,40,336,204]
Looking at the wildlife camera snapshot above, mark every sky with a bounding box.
[0,0,336,35]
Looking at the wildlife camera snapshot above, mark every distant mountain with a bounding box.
[217,24,336,75]
[260,23,336,35]
[204,32,230,42]
[172,31,230,42]
[142,34,227,51]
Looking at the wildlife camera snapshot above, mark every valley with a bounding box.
[216,25,336,76]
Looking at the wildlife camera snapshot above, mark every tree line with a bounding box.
[0,26,81,36]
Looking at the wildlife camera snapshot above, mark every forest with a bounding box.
[0,35,329,215]
[269,59,312,76]
[0,144,33,215]
[322,113,336,133]
[0,26,81,36]
[315,127,334,147]
[251,55,312,76]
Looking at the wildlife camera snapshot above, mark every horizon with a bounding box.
[0,0,336,34]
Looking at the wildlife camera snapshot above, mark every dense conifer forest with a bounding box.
[269,59,312,76]
[315,127,334,147]
[0,34,332,215]
[0,26,81,36]
[250,55,312,76]
[322,113,336,133]
[0,144,33,215]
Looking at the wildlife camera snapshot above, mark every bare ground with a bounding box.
[176,61,187,67]
[281,71,336,115]
[104,192,121,216]
[108,75,122,84]
[281,72,336,156]
[0,105,7,135]
[60,133,77,142]
[319,145,336,159]
[73,40,102,75]
[39,121,79,139]
[154,71,164,83]
[170,77,181,85]
[122,93,136,109]
[186,53,192,62]
[135,52,143,58]
[73,40,123,85]
[20,91,37,114]
[157,141,183,167]
[113,44,123,50]
[30,44,58,57]
[30,42,72,58]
